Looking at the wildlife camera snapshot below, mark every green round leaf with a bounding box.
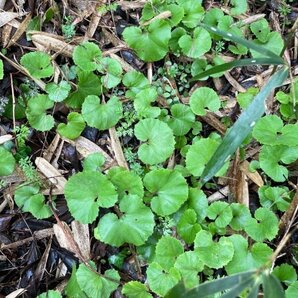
[15,184,52,219]
[154,236,184,271]
[273,264,297,286]
[230,0,248,15]
[194,230,234,269]
[146,262,181,297]
[225,234,273,275]
[37,290,62,298]
[259,145,298,182]
[0,147,15,176]
[107,167,144,199]
[45,80,71,102]
[0,59,3,80]
[190,87,220,116]
[122,71,150,98]
[83,152,105,172]
[250,19,270,43]
[64,171,118,223]
[123,20,171,62]
[73,42,102,72]
[57,112,85,139]
[207,201,233,228]
[178,0,204,28]
[20,51,54,79]
[186,137,229,177]
[179,27,211,58]
[259,186,290,212]
[174,251,204,289]
[95,195,155,246]
[134,118,175,165]
[122,281,152,298]
[229,203,252,231]
[167,104,195,136]
[26,94,54,131]
[144,169,188,216]
[98,57,122,89]
[76,263,120,298]
[134,88,161,118]
[82,95,122,130]
[65,71,102,108]
[244,207,278,242]
[177,209,201,244]
[187,188,208,222]
[286,281,298,298]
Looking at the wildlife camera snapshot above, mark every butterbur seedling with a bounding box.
[0,58,3,80]
[123,20,171,62]
[20,51,54,79]
[107,167,144,199]
[45,80,71,102]
[186,137,229,177]
[194,230,234,269]
[143,169,188,216]
[75,262,120,298]
[189,87,221,116]
[122,71,150,98]
[174,251,204,289]
[0,147,15,176]
[94,194,155,247]
[253,115,298,146]
[230,0,248,16]
[286,282,298,297]
[258,185,291,212]
[82,95,123,130]
[97,57,122,89]
[177,209,201,244]
[134,88,161,118]
[122,281,152,298]
[225,234,273,275]
[146,262,181,297]
[64,171,118,224]
[65,71,102,108]
[178,27,212,58]
[57,112,85,140]
[244,207,278,242]
[207,201,233,228]
[237,87,259,109]
[25,94,54,132]
[154,236,184,271]
[259,145,298,182]
[177,0,204,28]
[134,118,175,165]
[83,152,105,172]
[73,41,102,72]
[229,203,252,231]
[187,188,208,222]
[37,290,62,298]
[273,264,297,286]
[14,184,52,219]
[250,19,270,43]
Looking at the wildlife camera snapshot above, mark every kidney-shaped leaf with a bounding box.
[95,194,155,247]
[134,118,175,165]
[57,112,85,140]
[82,95,122,130]
[0,147,15,176]
[123,20,171,62]
[144,169,188,216]
[64,171,118,224]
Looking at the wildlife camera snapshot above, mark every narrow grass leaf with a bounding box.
[199,23,284,61]
[191,58,283,82]
[200,67,288,184]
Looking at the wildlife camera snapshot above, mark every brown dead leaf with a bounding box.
[0,12,25,27]
[240,160,264,187]
[71,221,90,260]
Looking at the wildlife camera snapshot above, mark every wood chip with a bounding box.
[117,0,147,9]
[240,160,264,187]
[0,12,24,27]
[6,13,31,48]
[43,134,61,162]
[71,221,90,260]
[199,112,226,135]
[35,157,67,191]
[0,134,13,145]
[208,186,229,203]
[109,127,129,169]
[224,71,246,93]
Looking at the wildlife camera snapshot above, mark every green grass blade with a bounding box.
[190,58,282,82]
[200,67,289,184]
[200,23,284,62]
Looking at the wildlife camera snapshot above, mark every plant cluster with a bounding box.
[1,0,298,297]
